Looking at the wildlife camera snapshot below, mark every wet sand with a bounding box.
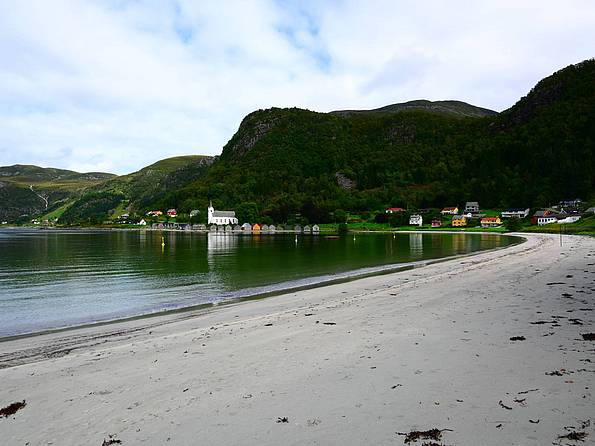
[0,233,593,445]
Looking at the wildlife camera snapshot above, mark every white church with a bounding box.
[207,201,238,225]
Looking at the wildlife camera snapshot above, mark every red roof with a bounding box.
[386,207,405,211]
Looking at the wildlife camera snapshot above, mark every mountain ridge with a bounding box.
[330,99,497,118]
[1,59,593,224]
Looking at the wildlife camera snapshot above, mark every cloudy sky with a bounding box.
[1,0,593,174]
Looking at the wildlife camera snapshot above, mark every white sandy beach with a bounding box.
[0,233,593,445]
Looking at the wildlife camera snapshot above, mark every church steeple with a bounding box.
[208,200,214,224]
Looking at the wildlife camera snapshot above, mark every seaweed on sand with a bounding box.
[558,431,588,441]
[397,428,452,444]
[0,400,26,418]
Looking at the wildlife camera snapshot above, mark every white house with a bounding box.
[464,202,479,213]
[501,208,530,218]
[138,219,147,226]
[208,201,238,225]
[538,216,558,226]
[558,215,581,224]
[409,214,423,226]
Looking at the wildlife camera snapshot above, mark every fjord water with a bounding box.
[0,229,518,337]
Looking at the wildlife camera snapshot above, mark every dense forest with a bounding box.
[2,59,594,225]
[151,59,594,224]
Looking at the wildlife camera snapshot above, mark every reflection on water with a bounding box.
[0,229,519,336]
[207,232,239,252]
[409,233,423,257]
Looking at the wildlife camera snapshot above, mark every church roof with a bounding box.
[213,210,236,218]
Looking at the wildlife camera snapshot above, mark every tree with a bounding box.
[504,217,523,232]
[334,209,347,223]
[236,202,259,224]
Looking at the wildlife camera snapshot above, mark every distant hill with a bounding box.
[58,155,213,224]
[0,165,115,222]
[331,100,497,118]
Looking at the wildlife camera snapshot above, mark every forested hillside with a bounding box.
[152,60,594,224]
[3,59,594,225]
[59,156,213,224]
[0,165,115,222]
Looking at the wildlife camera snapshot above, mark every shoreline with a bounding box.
[0,232,523,342]
[1,233,593,445]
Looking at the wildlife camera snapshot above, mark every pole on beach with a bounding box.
[559,225,562,247]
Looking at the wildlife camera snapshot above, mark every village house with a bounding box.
[208,201,238,225]
[303,225,312,233]
[252,223,261,232]
[138,219,147,226]
[431,218,442,228]
[167,209,177,218]
[146,210,162,217]
[269,225,277,232]
[501,208,530,218]
[241,223,252,232]
[385,207,405,214]
[409,214,423,226]
[294,225,302,233]
[189,210,200,218]
[531,210,554,225]
[464,202,480,214]
[312,224,320,233]
[441,207,459,215]
[558,215,581,224]
[481,216,501,227]
[452,215,467,227]
[538,215,558,226]
[559,198,582,208]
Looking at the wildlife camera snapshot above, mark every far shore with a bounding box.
[1,233,593,445]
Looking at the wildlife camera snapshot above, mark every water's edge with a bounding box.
[0,234,525,342]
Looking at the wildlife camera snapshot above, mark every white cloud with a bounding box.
[0,0,593,174]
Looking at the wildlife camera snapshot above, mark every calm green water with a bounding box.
[0,229,519,337]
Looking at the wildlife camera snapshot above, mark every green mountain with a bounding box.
[149,59,593,223]
[58,155,213,224]
[0,165,115,222]
[4,59,594,225]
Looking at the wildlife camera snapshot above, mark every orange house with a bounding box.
[252,223,261,232]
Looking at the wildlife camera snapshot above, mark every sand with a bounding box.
[0,233,593,445]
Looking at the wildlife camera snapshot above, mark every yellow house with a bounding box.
[441,207,459,215]
[481,216,502,227]
[252,223,261,233]
[451,215,467,227]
